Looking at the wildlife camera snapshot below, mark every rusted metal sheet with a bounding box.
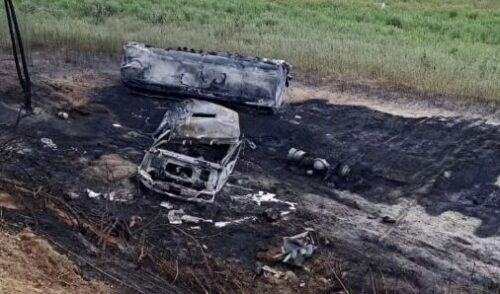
[138,99,242,203]
[121,42,292,109]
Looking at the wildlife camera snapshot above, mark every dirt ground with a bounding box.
[0,49,499,293]
[0,223,114,293]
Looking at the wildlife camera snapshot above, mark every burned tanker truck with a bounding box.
[121,42,292,109]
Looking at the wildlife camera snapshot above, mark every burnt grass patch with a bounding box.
[0,52,499,293]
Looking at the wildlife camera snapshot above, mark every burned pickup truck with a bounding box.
[138,99,242,203]
[121,42,292,109]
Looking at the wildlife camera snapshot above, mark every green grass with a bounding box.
[1,0,500,101]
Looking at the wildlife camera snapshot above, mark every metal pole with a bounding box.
[4,0,24,89]
[4,0,32,111]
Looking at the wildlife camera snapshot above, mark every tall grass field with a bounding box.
[1,0,500,101]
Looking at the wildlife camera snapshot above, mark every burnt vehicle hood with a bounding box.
[121,42,292,109]
[153,99,240,145]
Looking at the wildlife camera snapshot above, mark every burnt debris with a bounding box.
[276,229,319,267]
[138,99,242,203]
[121,42,292,109]
[287,147,351,180]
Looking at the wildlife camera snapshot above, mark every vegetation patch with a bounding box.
[1,0,500,101]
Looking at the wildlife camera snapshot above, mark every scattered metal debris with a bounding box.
[86,189,101,199]
[164,207,252,227]
[276,229,318,267]
[166,209,213,225]
[160,201,174,209]
[57,111,69,120]
[287,148,330,174]
[181,215,213,224]
[214,216,256,228]
[121,42,292,109]
[287,147,351,179]
[105,190,133,202]
[138,99,242,203]
[40,138,57,150]
[16,148,31,155]
[66,192,80,200]
[86,188,132,202]
[231,191,296,214]
[167,209,184,225]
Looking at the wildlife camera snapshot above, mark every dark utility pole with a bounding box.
[4,0,32,112]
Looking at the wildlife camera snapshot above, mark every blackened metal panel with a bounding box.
[121,42,292,109]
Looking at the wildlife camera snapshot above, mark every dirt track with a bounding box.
[0,50,499,293]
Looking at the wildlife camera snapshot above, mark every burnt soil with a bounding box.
[0,50,499,293]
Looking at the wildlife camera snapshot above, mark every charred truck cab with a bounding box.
[138,99,242,203]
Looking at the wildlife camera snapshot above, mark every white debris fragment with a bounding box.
[214,216,256,228]
[160,201,174,209]
[67,192,80,200]
[86,189,131,202]
[57,111,69,120]
[86,189,101,199]
[168,209,185,225]
[105,191,117,201]
[251,191,297,211]
[231,191,297,217]
[16,148,32,155]
[32,107,43,115]
[41,138,57,150]
[444,171,452,179]
[495,175,500,188]
[164,209,251,228]
[294,115,302,120]
[181,215,213,224]
[112,123,123,128]
[165,209,213,225]
[103,191,130,202]
[262,265,284,277]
